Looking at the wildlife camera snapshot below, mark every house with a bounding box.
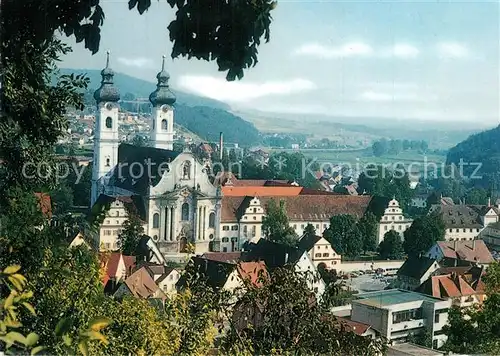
[99,252,136,290]
[351,289,451,349]
[68,232,91,249]
[136,235,166,265]
[156,268,181,294]
[416,268,486,308]
[377,198,413,244]
[177,256,268,295]
[479,221,500,250]
[114,266,166,301]
[242,239,326,298]
[395,256,440,291]
[426,240,494,268]
[201,252,242,264]
[335,317,377,339]
[220,194,372,252]
[428,201,500,241]
[298,233,341,270]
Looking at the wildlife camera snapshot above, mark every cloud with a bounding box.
[177,75,317,102]
[117,57,154,68]
[293,42,374,58]
[388,44,420,58]
[436,42,470,59]
[295,42,420,59]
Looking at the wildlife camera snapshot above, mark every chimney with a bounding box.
[472,239,476,250]
[219,132,224,160]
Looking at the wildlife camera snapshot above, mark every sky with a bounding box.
[61,0,500,123]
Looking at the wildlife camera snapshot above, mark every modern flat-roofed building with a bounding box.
[351,289,451,349]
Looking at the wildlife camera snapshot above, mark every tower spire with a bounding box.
[149,55,176,106]
[94,50,120,103]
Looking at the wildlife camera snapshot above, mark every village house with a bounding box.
[298,233,341,269]
[426,240,494,268]
[394,256,441,291]
[428,200,500,241]
[350,289,451,349]
[377,198,413,244]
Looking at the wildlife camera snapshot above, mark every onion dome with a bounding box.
[94,51,120,103]
[149,55,176,106]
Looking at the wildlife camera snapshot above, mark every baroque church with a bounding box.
[91,53,221,256]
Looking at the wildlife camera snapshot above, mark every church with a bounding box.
[91,53,221,256]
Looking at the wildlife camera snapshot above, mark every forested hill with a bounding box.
[446,125,500,185]
[58,68,261,146]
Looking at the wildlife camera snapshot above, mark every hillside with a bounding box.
[58,68,261,146]
[446,125,500,185]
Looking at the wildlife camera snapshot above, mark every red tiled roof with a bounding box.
[437,240,494,264]
[221,195,372,222]
[124,267,162,299]
[123,255,136,272]
[335,317,371,336]
[222,186,303,197]
[35,193,52,218]
[104,253,122,278]
[426,274,480,298]
[237,261,269,287]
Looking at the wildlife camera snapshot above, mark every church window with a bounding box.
[153,213,160,228]
[209,234,214,240]
[105,117,112,128]
[209,212,215,228]
[182,161,191,179]
[105,158,110,167]
[181,203,189,221]
[161,119,168,130]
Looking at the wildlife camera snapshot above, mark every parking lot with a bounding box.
[342,273,396,293]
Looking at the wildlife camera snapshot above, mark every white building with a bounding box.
[91,55,221,257]
[377,198,413,244]
[428,201,500,241]
[351,289,451,349]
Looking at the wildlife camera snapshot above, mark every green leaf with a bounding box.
[78,340,89,356]
[31,346,45,355]
[3,265,21,274]
[62,334,72,346]
[88,317,111,331]
[22,302,36,316]
[55,317,72,337]
[5,331,27,346]
[25,332,39,347]
[82,330,108,345]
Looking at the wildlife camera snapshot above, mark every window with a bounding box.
[449,229,453,232]
[398,225,402,230]
[456,229,459,233]
[477,228,480,232]
[434,312,440,323]
[116,220,119,225]
[209,212,215,228]
[105,117,112,128]
[384,226,388,231]
[393,309,422,324]
[253,216,256,220]
[231,225,238,231]
[209,234,214,240]
[399,216,402,220]
[161,119,168,130]
[223,247,227,252]
[153,213,160,228]
[116,211,119,217]
[252,226,256,236]
[463,228,466,232]
[105,158,110,167]
[470,228,473,233]
[293,224,297,229]
[223,226,229,231]
[181,203,189,221]
[322,253,329,257]
[243,226,247,233]
[253,208,257,213]
[316,224,319,229]
[222,237,229,242]
[315,253,321,258]
[301,224,304,228]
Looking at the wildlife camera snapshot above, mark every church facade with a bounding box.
[91,54,221,256]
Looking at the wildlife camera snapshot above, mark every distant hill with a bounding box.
[446,125,500,187]
[57,68,230,110]
[58,68,261,146]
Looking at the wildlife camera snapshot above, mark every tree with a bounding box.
[131,134,148,147]
[117,213,144,255]
[50,184,74,215]
[378,231,405,260]
[220,267,385,355]
[358,212,378,253]
[372,139,388,157]
[304,223,316,237]
[403,213,445,257]
[323,215,363,258]
[261,199,298,247]
[465,188,489,205]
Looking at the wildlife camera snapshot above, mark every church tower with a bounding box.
[91,51,120,206]
[149,56,176,150]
